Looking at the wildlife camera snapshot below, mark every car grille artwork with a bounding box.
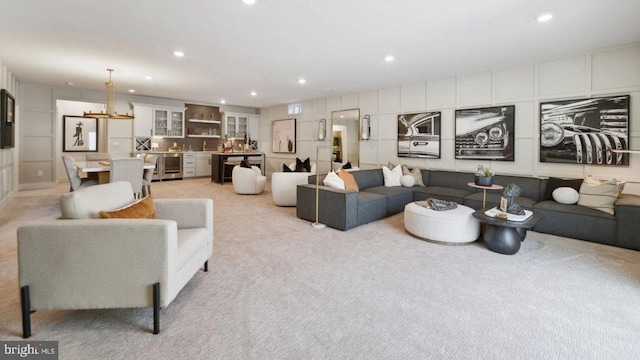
[540,95,629,165]
[455,105,515,161]
[397,112,441,158]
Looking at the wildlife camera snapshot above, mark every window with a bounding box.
[288,104,302,115]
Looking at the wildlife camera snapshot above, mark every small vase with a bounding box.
[475,175,493,187]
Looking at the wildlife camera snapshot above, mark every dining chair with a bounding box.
[110,158,145,198]
[142,154,158,196]
[62,156,98,192]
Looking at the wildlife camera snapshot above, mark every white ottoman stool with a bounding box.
[404,202,480,245]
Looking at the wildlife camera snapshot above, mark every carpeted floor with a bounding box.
[1,178,640,359]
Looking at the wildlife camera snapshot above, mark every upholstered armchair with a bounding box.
[271,163,316,206]
[17,181,213,337]
[232,165,267,194]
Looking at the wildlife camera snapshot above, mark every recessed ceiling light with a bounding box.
[128,89,136,93]
[145,75,153,80]
[250,91,257,96]
[220,100,226,104]
[66,81,74,86]
[536,13,553,22]
[173,50,185,57]
[298,78,306,84]
[385,55,394,62]
[242,0,256,4]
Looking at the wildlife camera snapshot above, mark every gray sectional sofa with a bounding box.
[296,168,640,251]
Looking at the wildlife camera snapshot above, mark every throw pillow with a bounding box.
[382,165,402,187]
[338,170,359,192]
[295,157,311,172]
[341,161,352,170]
[240,159,252,169]
[323,171,345,189]
[283,163,294,172]
[577,176,619,215]
[552,187,579,205]
[401,165,425,187]
[99,195,156,219]
[400,175,415,188]
[543,177,583,200]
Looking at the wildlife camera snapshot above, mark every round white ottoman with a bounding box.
[404,202,480,245]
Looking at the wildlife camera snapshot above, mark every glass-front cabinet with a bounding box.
[153,108,185,138]
[224,113,248,139]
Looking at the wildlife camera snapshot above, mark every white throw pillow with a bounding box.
[323,171,345,189]
[400,175,415,188]
[552,187,579,205]
[383,165,402,187]
[578,176,618,215]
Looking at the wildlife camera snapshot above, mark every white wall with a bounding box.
[0,60,19,207]
[259,42,640,193]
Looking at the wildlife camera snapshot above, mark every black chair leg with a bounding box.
[204,261,208,272]
[153,283,160,335]
[21,286,31,338]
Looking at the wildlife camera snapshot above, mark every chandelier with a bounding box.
[84,69,134,119]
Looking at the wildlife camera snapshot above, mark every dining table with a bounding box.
[78,160,156,184]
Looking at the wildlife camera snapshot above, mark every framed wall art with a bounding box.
[272,118,296,153]
[1,89,15,148]
[455,105,515,161]
[63,115,99,152]
[540,95,629,165]
[397,112,441,158]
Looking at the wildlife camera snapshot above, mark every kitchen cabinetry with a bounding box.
[196,152,212,177]
[186,103,222,138]
[154,109,185,137]
[223,113,260,140]
[183,153,196,178]
[133,106,153,137]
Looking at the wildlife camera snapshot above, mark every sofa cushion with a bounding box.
[351,169,384,191]
[365,186,415,215]
[543,177,583,201]
[357,192,388,226]
[428,170,475,191]
[578,176,619,215]
[323,171,345,189]
[533,200,616,245]
[99,195,157,219]
[464,192,537,210]
[492,175,544,202]
[413,186,472,204]
[338,170,359,192]
[552,187,579,205]
[60,181,135,219]
[383,165,402,187]
[402,165,425,186]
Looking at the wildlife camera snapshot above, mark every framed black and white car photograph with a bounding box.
[540,95,630,165]
[63,115,99,152]
[272,118,296,153]
[455,105,515,161]
[398,112,441,158]
[1,89,15,148]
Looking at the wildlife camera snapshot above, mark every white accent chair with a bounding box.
[142,154,158,196]
[17,181,214,337]
[232,165,267,195]
[271,163,316,206]
[110,158,145,198]
[62,155,98,192]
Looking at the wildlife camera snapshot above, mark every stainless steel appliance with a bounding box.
[162,152,183,180]
[146,152,183,181]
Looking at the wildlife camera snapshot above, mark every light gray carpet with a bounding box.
[1,178,640,359]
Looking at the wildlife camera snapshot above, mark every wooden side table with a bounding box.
[467,182,504,208]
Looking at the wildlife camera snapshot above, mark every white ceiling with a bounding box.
[1,0,639,109]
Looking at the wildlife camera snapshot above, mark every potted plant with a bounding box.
[474,165,494,187]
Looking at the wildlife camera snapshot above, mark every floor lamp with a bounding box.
[312,145,337,229]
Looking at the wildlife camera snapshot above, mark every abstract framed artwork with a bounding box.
[0,89,15,148]
[272,118,296,153]
[540,95,629,165]
[455,105,515,161]
[397,112,441,158]
[63,115,99,152]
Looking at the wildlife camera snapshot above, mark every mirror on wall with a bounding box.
[331,109,360,170]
